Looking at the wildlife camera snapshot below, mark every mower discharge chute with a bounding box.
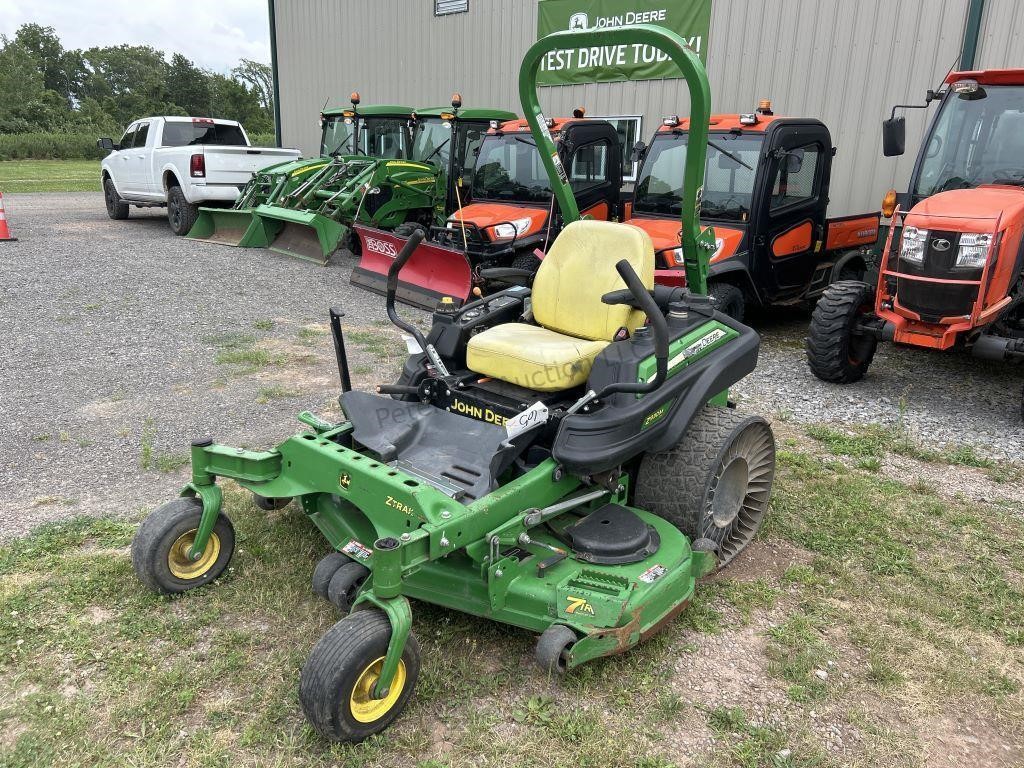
[352,113,624,309]
[131,24,776,744]
[807,69,1024,418]
[187,98,415,250]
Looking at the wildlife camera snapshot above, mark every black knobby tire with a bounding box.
[634,406,776,568]
[103,177,129,220]
[708,281,745,322]
[393,221,427,239]
[131,497,235,594]
[252,493,292,511]
[327,561,371,612]
[312,552,354,599]
[167,185,199,236]
[510,252,542,273]
[299,609,421,743]
[806,280,878,383]
[535,625,578,675]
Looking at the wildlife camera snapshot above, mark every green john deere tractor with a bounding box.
[187,97,416,250]
[131,25,775,744]
[225,97,514,264]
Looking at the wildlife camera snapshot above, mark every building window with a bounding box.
[435,0,468,15]
[592,115,642,182]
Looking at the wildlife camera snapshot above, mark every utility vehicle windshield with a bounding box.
[320,115,356,156]
[914,84,1024,197]
[411,117,452,167]
[471,133,552,203]
[634,132,764,221]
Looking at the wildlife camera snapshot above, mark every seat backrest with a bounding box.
[532,220,655,341]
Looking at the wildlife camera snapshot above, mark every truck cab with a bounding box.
[629,105,877,319]
[440,115,623,268]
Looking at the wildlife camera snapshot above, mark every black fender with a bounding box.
[708,259,762,305]
[551,315,760,474]
[829,249,872,283]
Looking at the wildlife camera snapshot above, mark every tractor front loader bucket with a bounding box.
[350,224,473,309]
[188,206,279,248]
[254,204,349,265]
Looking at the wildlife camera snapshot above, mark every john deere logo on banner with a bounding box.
[536,0,712,85]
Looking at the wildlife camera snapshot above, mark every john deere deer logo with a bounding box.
[569,12,589,30]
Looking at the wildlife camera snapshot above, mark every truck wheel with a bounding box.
[131,497,235,594]
[103,177,129,220]
[806,280,878,383]
[634,406,775,568]
[299,609,421,743]
[708,281,745,322]
[167,185,199,236]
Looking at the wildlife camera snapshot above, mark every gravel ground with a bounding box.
[2,192,1021,539]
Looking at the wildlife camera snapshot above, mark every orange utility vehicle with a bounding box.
[350,113,622,307]
[806,70,1024,416]
[627,102,880,320]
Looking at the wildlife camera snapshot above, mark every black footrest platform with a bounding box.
[340,390,523,501]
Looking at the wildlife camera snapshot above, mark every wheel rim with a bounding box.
[105,184,115,212]
[167,529,221,580]
[349,657,407,723]
[702,423,774,565]
[169,200,180,228]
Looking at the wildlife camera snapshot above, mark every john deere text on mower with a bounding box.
[186,95,415,248]
[350,109,621,308]
[130,24,776,743]
[627,105,879,321]
[806,69,1024,418]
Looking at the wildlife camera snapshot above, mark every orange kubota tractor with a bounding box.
[806,70,1024,418]
[350,112,622,308]
[626,102,880,321]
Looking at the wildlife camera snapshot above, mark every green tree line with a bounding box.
[0,23,274,157]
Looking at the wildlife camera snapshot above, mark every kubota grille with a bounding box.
[895,230,982,322]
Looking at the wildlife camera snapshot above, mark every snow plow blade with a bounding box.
[350,224,473,309]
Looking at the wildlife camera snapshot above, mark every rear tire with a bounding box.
[103,177,129,220]
[634,406,775,568]
[806,280,878,383]
[393,221,427,239]
[299,609,420,743]
[708,281,745,322]
[167,185,199,236]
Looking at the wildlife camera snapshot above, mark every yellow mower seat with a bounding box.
[466,220,654,392]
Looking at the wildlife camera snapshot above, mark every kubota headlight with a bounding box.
[899,226,928,265]
[956,233,991,268]
[492,217,532,240]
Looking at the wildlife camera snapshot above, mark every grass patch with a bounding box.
[804,422,1001,471]
[0,159,99,193]
[297,326,326,345]
[257,386,301,404]
[347,329,401,361]
[252,319,275,331]
[703,706,822,767]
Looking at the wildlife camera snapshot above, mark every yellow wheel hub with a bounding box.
[167,529,221,580]
[349,657,406,723]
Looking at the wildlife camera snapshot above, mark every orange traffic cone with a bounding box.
[0,192,17,241]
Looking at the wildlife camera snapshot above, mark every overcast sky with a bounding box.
[0,0,271,72]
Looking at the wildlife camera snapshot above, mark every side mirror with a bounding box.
[630,140,647,163]
[882,117,906,157]
[97,137,116,152]
[782,149,804,174]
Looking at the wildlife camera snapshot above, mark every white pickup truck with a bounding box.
[98,116,301,235]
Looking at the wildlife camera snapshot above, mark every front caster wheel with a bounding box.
[327,562,370,612]
[535,624,578,675]
[299,609,420,743]
[252,493,292,511]
[131,497,235,594]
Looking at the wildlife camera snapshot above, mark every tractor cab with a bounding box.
[628,105,876,318]
[319,97,415,159]
[408,98,517,226]
[438,114,623,268]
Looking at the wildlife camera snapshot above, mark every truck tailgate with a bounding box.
[201,146,302,185]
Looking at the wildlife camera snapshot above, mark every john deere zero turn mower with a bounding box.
[806,69,1024,418]
[187,96,415,249]
[627,105,879,321]
[351,111,622,308]
[131,25,776,743]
